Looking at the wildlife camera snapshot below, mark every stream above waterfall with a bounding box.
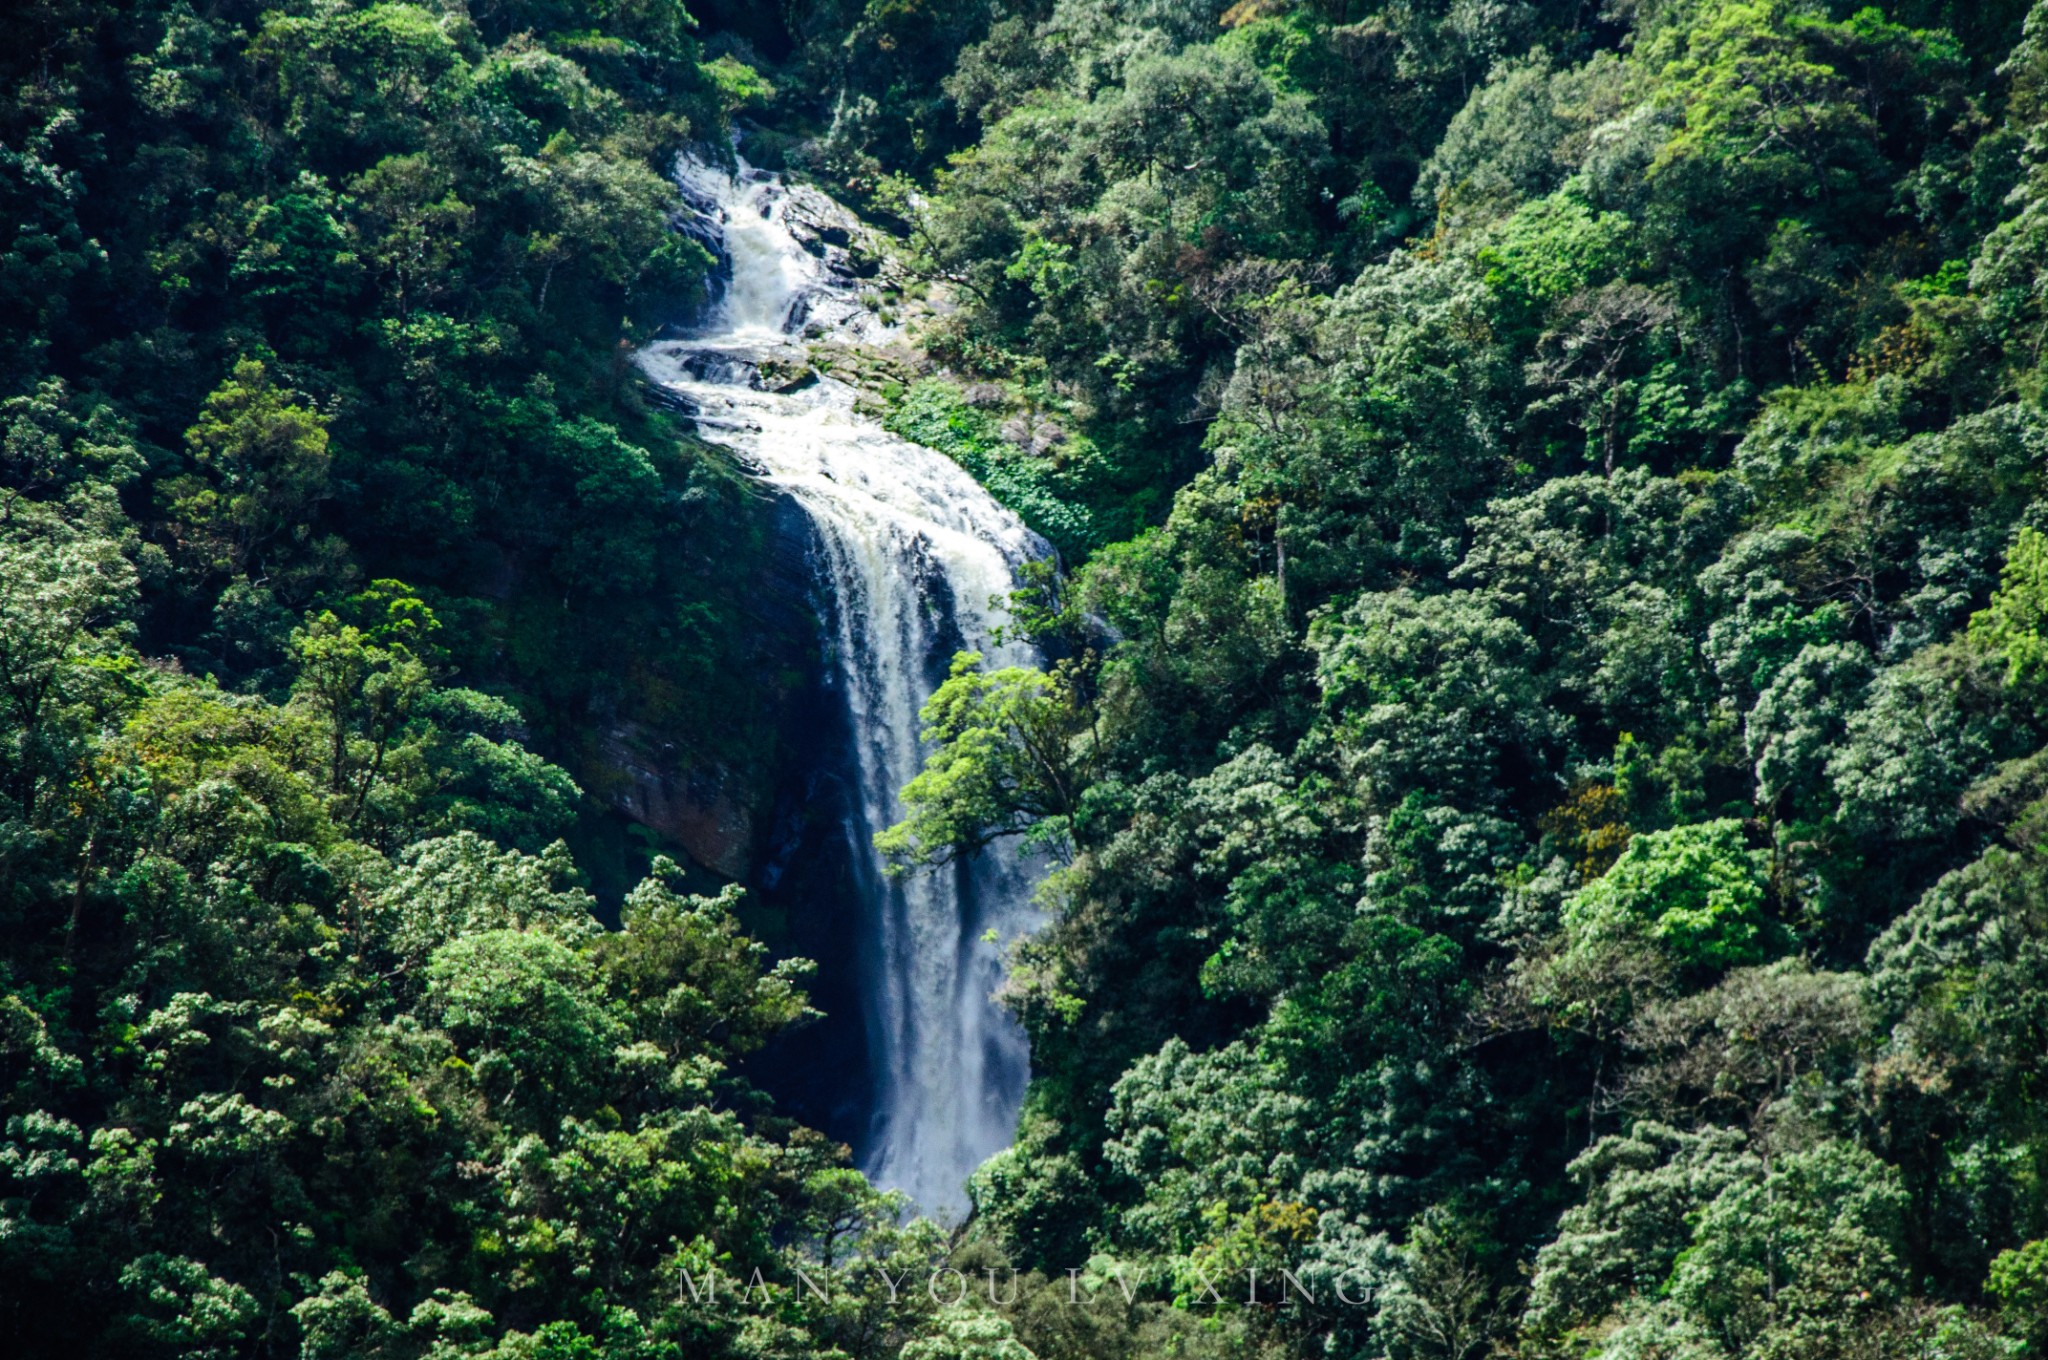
[635,153,1044,1220]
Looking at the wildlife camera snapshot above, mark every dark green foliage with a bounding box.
[0,2,983,1357]
[855,3,2048,1358]
[1,0,772,793]
[18,0,2048,1357]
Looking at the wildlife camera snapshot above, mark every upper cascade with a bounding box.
[667,153,889,349]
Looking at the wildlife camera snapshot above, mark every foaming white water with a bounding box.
[637,154,1042,1219]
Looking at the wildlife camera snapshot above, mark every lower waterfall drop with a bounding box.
[636,153,1043,1220]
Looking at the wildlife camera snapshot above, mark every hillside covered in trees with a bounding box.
[11,0,2048,1357]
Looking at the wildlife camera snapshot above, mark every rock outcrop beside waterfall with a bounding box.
[780,183,867,260]
[596,491,824,881]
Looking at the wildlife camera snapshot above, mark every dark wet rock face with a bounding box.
[594,487,822,880]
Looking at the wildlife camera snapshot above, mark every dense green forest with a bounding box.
[11,0,2048,1356]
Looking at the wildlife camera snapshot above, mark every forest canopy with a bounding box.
[11,0,2048,1358]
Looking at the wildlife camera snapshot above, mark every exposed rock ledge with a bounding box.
[599,729,757,879]
[588,489,827,885]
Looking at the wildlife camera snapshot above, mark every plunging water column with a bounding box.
[636,154,1042,1219]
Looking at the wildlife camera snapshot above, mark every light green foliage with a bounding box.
[416,709,582,850]
[1524,1122,1758,1340]
[1732,381,1906,516]
[1417,54,1578,227]
[1648,3,1880,194]
[596,867,814,1060]
[118,1253,261,1359]
[0,489,852,1360]
[427,929,623,1119]
[885,381,1104,558]
[1563,820,1773,971]
[235,185,364,352]
[374,833,597,974]
[1527,1133,1913,1359]
[291,1269,403,1360]
[1478,187,1635,318]
[873,3,2048,1358]
[1313,587,1557,804]
[1185,742,1364,997]
[899,1306,1037,1360]
[1094,44,1325,257]
[0,0,907,1356]
[1101,1038,1310,1256]
[496,138,679,298]
[255,3,473,170]
[1218,254,1512,591]
[1971,525,2048,688]
[1826,644,2001,844]
[1,380,145,494]
[0,524,139,820]
[1746,642,1872,810]
[289,602,435,828]
[877,652,1097,866]
[169,359,333,576]
[1987,1238,2048,1353]
[1668,1141,1910,1357]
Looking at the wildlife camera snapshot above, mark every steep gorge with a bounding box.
[637,154,1044,1218]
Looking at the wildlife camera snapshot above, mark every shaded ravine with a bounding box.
[636,154,1044,1219]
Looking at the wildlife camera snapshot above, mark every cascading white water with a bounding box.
[636,154,1043,1219]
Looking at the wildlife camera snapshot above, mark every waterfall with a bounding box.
[636,154,1043,1219]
